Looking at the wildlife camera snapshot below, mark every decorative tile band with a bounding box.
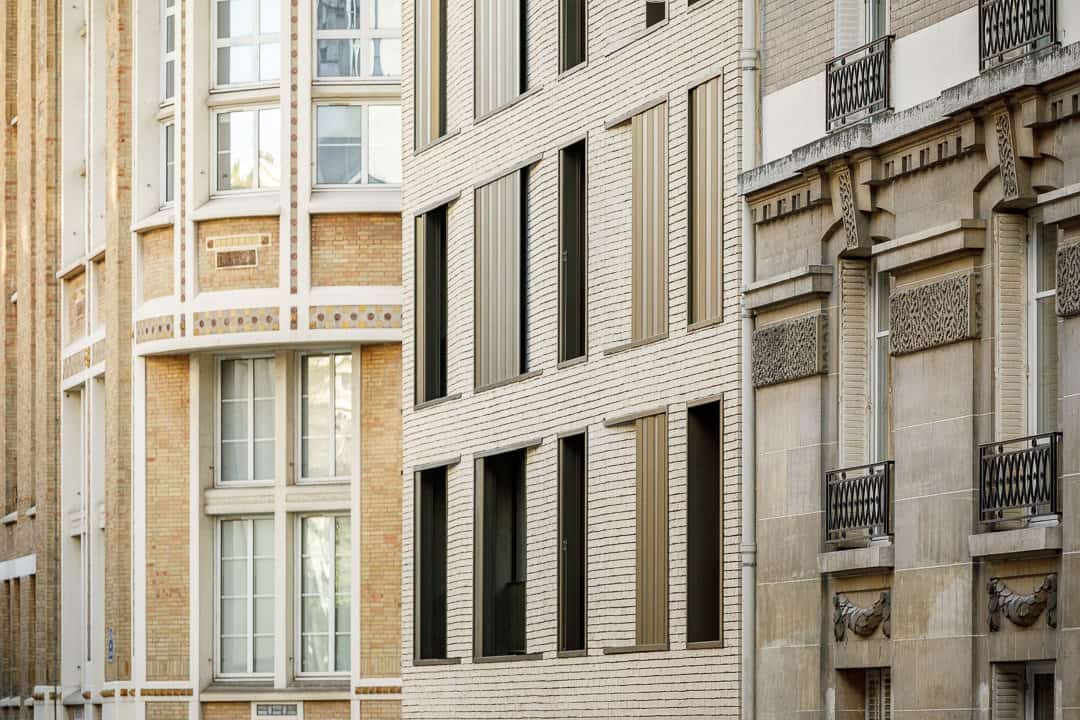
[193,307,280,336]
[1058,242,1080,317]
[751,312,826,388]
[890,272,979,355]
[309,304,402,330]
[135,315,176,344]
[62,350,89,380]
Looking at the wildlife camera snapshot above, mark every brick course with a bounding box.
[311,213,402,287]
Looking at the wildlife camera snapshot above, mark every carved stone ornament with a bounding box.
[751,313,826,388]
[837,167,861,251]
[890,273,979,356]
[994,109,1020,201]
[1058,242,1080,317]
[988,573,1057,632]
[833,591,891,641]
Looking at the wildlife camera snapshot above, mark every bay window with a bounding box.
[314,103,401,186]
[214,107,280,192]
[299,515,351,674]
[218,517,275,676]
[219,357,275,484]
[214,0,281,87]
[300,353,353,481]
[315,0,401,79]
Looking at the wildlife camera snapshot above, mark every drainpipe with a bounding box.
[739,0,760,718]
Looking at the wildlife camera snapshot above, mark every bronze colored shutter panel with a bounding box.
[689,77,723,325]
[415,0,445,146]
[474,0,521,117]
[635,413,668,646]
[839,259,869,466]
[474,171,523,388]
[631,104,668,342]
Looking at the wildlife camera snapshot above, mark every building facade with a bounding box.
[401,0,743,716]
[743,0,1080,717]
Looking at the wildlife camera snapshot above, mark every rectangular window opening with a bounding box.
[214,0,281,87]
[215,107,281,193]
[687,401,722,644]
[416,206,448,403]
[559,141,586,363]
[635,413,668,646]
[218,516,275,676]
[315,0,401,79]
[871,271,891,462]
[298,514,351,675]
[219,357,276,484]
[414,0,447,146]
[559,0,585,71]
[416,466,448,660]
[645,0,666,27]
[1032,224,1058,434]
[300,352,354,482]
[315,103,402,186]
[558,433,586,653]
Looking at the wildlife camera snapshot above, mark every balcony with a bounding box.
[978,432,1062,526]
[825,461,894,546]
[979,0,1057,71]
[825,36,892,133]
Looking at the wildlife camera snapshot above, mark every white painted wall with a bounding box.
[761,73,826,164]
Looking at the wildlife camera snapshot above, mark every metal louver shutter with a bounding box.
[635,413,668,646]
[865,669,881,720]
[835,0,866,55]
[992,664,1025,720]
[881,668,892,720]
[474,0,522,117]
[839,259,870,466]
[631,103,668,342]
[994,213,1028,440]
[689,76,723,325]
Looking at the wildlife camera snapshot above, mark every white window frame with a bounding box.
[1025,661,1055,720]
[161,0,177,102]
[1028,226,1058,434]
[865,0,888,42]
[212,0,282,89]
[161,121,176,207]
[214,516,275,679]
[313,0,401,80]
[211,105,281,195]
[215,355,276,486]
[312,101,401,188]
[296,351,356,484]
[294,513,351,677]
[870,269,891,462]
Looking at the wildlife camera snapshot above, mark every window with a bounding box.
[162,0,176,100]
[559,140,586,363]
[415,466,448,660]
[315,0,401,79]
[631,103,668,342]
[214,107,280,192]
[214,0,280,87]
[414,0,447,147]
[474,0,526,117]
[162,122,176,206]
[218,358,275,484]
[415,206,448,403]
[559,0,585,72]
[635,413,667,647]
[558,433,586,654]
[871,271,890,462]
[314,103,402,186]
[689,77,723,325]
[474,169,528,388]
[687,401,721,644]
[992,662,1054,720]
[298,515,351,674]
[1031,226,1057,433]
[865,668,892,720]
[474,450,527,657]
[645,0,666,27]
[299,353,353,481]
[865,0,886,42]
[218,517,274,676]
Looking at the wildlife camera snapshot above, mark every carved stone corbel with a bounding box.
[832,165,870,255]
[1058,242,1080,317]
[833,591,891,641]
[988,573,1057,631]
[992,108,1032,206]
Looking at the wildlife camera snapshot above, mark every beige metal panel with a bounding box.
[474,171,523,388]
[474,0,521,117]
[415,0,444,147]
[631,103,668,342]
[415,215,427,403]
[839,258,869,466]
[690,78,723,325]
[635,412,668,646]
[994,213,1027,440]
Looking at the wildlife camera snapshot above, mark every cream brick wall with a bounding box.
[145,703,190,720]
[141,226,176,301]
[202,703,250,720]
[762,0,833,94]
[196,217,280,293]
[311,214,402,287]
[891,0,976,38]
[401,0,743,716]
[304,702,351,720]
[359,702,400,720]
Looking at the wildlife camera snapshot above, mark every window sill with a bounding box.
[412,657,462,667]
[201,681,350,702]
[556,649,587,659]
[413,393,462,412]
[557,355,588,370]
[207,84,282,108]
[474,369,543,394]
[603,333,668,357]
[686,640,725,650]
[308,187,401,214]
[473,85,544,127]
[414,128,462,157]
[687,316,723,333]
[472,652,543,663]
[131,207,176,234]
[1,511,17,526]
[602,642,669,655]
[192,194,280,222]
[557,60,589,81]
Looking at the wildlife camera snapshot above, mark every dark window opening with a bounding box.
[559,141,586,363]
[416,207,448,403]
[416,467,448,660]
[560,0,585,71]
[687,401,722,643]
[477,450,527,657]
[645,0,666,27]
[558,433,586,653]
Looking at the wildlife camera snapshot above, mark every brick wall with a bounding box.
[145,355,190,681]
[304,702,350,720]
[141,226,175,301]
[310,214,402,287]
[360,344,402,678]
[762,0,833,94]
[890,0,976,38]
[145,703,189,720]
[202,703,250,720]
[196,216,280,293]
[360,702,400,720]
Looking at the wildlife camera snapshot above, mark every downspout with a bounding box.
[739,0,760,718]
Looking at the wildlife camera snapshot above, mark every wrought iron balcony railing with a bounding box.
[825,36,892,133]
[979,432,1062,525]
[979,0,1057,71]
[825,461,894,545]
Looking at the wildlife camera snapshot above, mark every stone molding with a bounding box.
[751,313,826,387]
[1058,242,1080,317]
[833,591,891,641]
[994,109,1020,201]
[890,273,979,355]
[744,265,833,313]
[988,573,1057,631]
[837,167,861,252]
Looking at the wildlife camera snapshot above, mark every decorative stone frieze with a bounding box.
[308,304,403,330]
[90,339,106,366]
[833,591,891,641]
[988,573,1057,631]
[890,273,979,355]
[192,307,280,336]
[994,109,1020,201]
[135,315,176,343]
[837,167,861,252]
[751,313,826,388]
[1058,242,1080,317]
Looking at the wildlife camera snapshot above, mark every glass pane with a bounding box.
[1037,230,1058,293]
[220,637,247,674]
[368,38,401,77]
[367,105,401,184]
[221,558,247,595]
[302,357,332,478]
[301,634,329,673]
[221,597,247,634]
[335,635,350,672]
[335,595,350,632]
[317,144,363,185]
[165,14,176,53]
[221,360,249,400]
[316,106,363,185]
[334,356,353,476]
[253,636,274,673]
[253,358,274,397]
[876,274,890,332]
[220,442,249,483]
[218,111,257,190]
[253,517,274,554]
[258,109,281,188]
[1037,296,1059,433]
[253,399,274,439]
[164,60,175,100]
[253,439,275,481]
[335,516,350,554]
[218,0,257,38]
[302,596,330,632]
[302,439,330,479]
[259,0,280,33]
[874,334,890,461]
[254,596,274,634]
[259,41,280,81]
[221,401,248,441]
[316,38,361,78]
[220,519,248,558]
[371,0,400,29]
[218,44,258,85]
[253,557,274,595]
[318,0,361,29]
[302,516,332,589]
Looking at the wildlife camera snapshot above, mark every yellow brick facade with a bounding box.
[311,213,402,288]
[141,226,176,301]
[196,217,280,293]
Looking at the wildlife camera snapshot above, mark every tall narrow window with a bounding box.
[299,515,351,674]
[559,140,586,362]
[415,206,448,403]
[215,107,281,192]
[865,668,892,720]
[474,450,527,658]
[635,413,668,646]
[631,103,668,342]
[687,401,721,644]
[1032,227,1058,433]
[474,170,527,388]
[559,0,585,72]
[415,466,448,660]
[558,433,586,653]
[214,0,281,86]
[315,104,402,186]
[162,122,176,206]
[219,358,275,484]
[871,272,891,461]
[218,517,275,676]
[689,78,723,325]
[162,0,176,100]
[316,0,401,78]
[415,0,447,147]
[300,353,353,481]
[474,0,526,117]
[865,0,886,42]
[645,0,666,27]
